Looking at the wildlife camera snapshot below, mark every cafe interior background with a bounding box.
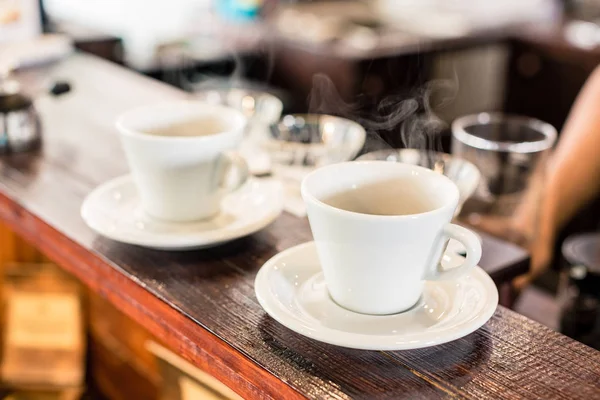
[1,0,600,399]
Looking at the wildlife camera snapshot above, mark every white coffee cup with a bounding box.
[116,101,248,222]
[301,161,482,315]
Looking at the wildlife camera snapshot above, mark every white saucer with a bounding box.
[81,175,283,250]
[255,242,498,350]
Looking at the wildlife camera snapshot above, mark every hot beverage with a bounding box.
[145,117,231,138]
[321,178,441,216]
[301,161,482,315]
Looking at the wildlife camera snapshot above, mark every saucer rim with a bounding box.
[255,241,499,351]
[81,175,283,250]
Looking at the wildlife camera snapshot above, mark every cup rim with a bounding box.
[115,101,247,142]
[452,112,557,153]
[301,161,460,220]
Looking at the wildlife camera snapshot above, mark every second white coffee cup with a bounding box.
[116,101,248,222]
[302,161,482,315]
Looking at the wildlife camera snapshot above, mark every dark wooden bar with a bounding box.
[0,54,598,399]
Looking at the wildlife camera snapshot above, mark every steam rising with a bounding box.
[178,25,458,153]
[307,73,458,152]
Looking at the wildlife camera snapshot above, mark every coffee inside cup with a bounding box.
[321,177,445,216]
[144,117,232,137]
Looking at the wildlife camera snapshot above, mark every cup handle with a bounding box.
[220,152,249,193]
[425,223,482,281]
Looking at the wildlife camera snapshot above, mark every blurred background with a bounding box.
[3,0,600,398]
[6,0,595,147]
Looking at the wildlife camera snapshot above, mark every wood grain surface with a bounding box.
[0,54,598,399]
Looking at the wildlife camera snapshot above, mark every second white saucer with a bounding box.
[255,241,498,350]
[81,175,283,250]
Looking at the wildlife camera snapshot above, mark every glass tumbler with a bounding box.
[451,113,557,246]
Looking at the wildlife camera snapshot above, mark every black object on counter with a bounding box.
[49,81,72,96]
[560,233,600,350]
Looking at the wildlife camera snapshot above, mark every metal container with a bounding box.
[0,74,70,154]
[0,79,40,153]
[559,233,600,350]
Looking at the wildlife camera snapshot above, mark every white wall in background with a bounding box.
[43,0,213,69]
[372,0,561,37]
[0,0,41,43]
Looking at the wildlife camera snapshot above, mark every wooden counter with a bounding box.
[1,54,599,399]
